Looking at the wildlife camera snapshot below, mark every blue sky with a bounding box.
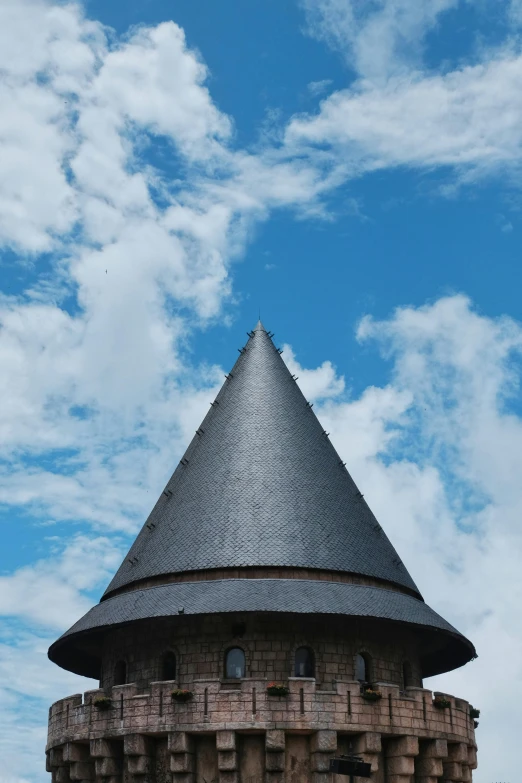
[1,1,522,781]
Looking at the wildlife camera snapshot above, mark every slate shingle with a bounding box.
[103,322,420,598]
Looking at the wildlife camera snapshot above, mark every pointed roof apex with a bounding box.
[102,324,421,599]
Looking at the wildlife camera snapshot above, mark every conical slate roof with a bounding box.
[103,321,419,599]
[48,321,476,679]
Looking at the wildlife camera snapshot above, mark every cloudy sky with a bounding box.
[1,0,522,780]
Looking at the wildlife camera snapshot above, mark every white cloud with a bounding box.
[308,295,522,783]
[0,535,123,628]
[307,78,333,96]
[509,0,522,24]
[300,0,459,82]
[283,344,345,400]
[285,50,522,181]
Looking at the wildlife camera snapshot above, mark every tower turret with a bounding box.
[46,322,478,783]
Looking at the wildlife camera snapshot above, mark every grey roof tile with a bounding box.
[49,579,475,678]
[103,322,420,598]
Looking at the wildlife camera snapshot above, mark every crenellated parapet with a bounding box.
[47,678,476,750]
[46,680,477,783]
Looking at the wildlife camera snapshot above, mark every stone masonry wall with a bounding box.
[47,679,477,782]
[99,615,424,692]
[48,615,477,781]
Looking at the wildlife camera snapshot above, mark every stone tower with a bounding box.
[46,322,478,783]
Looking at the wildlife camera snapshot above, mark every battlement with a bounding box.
[48,677,475,749]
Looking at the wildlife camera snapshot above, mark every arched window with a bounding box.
[294,646,315,678]
[402,661,412,690]
[355,652,371,684]
[225,647,246,679]
[162,651,177,681]
[114,660,127,686]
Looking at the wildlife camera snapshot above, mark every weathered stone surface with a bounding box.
[168,732,194,755]
[265,773,284,783]
[90,739,116,759]
[265,752,285,772]
[310,730,336,753]
[443,760,465,781]
[216,731,236,751]
[353,732,381,754]
[265,730,285,752]
[53,768,70,783]
[421,739,447,759]
[218,772,238,783]
[94,757,120,777]
[48,748,65,767]
[217,750,237,771]
[170,753,195,774]
[69,761,94,780]
[448,743,468,763]
[387,756,415,775]
[63,744,89,763]
[416,757,444,777]
[127,756,152,775]
[387,736,419,757]
[310,752,333,772]
[124,735,152,757]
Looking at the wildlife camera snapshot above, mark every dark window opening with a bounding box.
[114,660,127,686]
[162,651,177,681]
[294,646,315,678]
[402,661,412,690]
[355,652,371,684]
[225,647,246,678]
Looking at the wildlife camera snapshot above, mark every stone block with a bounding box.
[124,735,152,757]
[443,761,464,781]
[217,751,237,771]
[170,754,196,774]
[467,746,478,769]
[353,732,381,754]
[168,733,194,755]
[63,744,89,763]
[171,775,195,783]
[311,752,333,772]
[216,731,236,751]
[69,762,95,781]
[387,756,415,775]
[127,756,152,775]
[312,774,330,783]
[265,772,284,783]
[54,769,70,783]
[461,766,472,782]
[265,752,285,772]
[265,730,285,752]
[421,739,447,759]
[310,730,337,753]
[448,743,468,763]
[48,748,65,767]
[416,758,443,777]
[386,736,419,757]
[94,758,121,777]
[90,739,116,759]
[387,776,413,783]
[218,772,238,783]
